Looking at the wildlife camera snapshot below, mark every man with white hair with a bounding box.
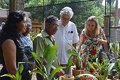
[55,6,79,73]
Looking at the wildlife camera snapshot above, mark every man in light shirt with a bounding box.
[54,7,79,73]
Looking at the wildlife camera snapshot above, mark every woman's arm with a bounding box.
[78,34,84,51]
[98,29,108,45]
[2,39,16,75]
[97,39,107,45]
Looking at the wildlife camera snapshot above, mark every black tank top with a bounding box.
[0,31,30,80]
[0,30,27,63]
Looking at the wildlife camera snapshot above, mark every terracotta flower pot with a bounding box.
[80,76,92,80]
[60,74,74,80]
[56,71,65,77]
[89,67,95,74]
[108,74,113,80]
[77,74,97,80]
[72,69,84,76]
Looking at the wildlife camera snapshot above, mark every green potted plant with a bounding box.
[67,46,85,77]
[56,45,83,80]
[87,60,115,80]
[115,59,120,79]
[31,44,64,80]
[74,61,97,80]
[76,74,97,80]
[60,74,74,80]
[0,63,24,80]
[110,43,120,59]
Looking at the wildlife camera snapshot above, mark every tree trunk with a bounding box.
[9,0,24,13]
[9,0,16,12]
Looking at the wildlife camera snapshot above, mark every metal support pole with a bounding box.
[104,0,110,42]
[42,0,45,30]
[115,0,118,27]
[109,0,111,42]
[105,0,107,15]
[43,0,44,20]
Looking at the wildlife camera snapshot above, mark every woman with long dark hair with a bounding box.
[0,11,31,80]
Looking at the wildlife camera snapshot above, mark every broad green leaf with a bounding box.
[32,52,43,63]
[0,74,15,79]
[16,71,20,80]
[66,55,73,68]
[19,64,24,74]
[67,49,74,55]
[43,44,58,75]
[49,66,64,80]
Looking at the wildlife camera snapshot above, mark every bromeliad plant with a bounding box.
[31,44,63,80]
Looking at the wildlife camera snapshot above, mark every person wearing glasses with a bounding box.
[54,7,79,74]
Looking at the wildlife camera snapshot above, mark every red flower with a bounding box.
[82,61,87,68]
[90,49,96,55]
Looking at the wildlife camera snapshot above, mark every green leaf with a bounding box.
[15,71,19,80]
[115,59,120,75]
[43,44,58,61]
[108,63,115,74]
[66,55,73,68]
[49,66,64,80]
[32,52,44,70]
[67,49,74,55]
[43,44,58,75]
[32,52,43,63]
[19,64,24,74]
[0,74,15,79]
[87,61,96,72]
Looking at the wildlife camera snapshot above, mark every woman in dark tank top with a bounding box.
[0,11,31,80]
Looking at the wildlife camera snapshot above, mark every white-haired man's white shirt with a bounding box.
[54,20,79,65]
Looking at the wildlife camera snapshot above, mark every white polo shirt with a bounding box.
[54,21,79,64]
